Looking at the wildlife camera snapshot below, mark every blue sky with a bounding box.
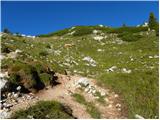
[1,1,159,36]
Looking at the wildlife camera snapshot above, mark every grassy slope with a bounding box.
[1,26,158,118]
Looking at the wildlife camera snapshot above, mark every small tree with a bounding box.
[3,28,11,34]
[148,12,158,30]
[122,23,126,27]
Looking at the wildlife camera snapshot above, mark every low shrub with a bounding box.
[11,101,74,119]
[8,60,56,92]
[46,44,51,49]
[9,61,45,91]
[1,44,12,53]
[39,51,48,56]
[109,26,148,33]
[118,32,142,42]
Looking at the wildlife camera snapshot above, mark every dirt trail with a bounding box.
[11,74,126,119]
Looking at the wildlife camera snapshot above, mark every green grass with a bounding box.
[1,26,159,118]
[72,93,101,118]
[11,101,74,119]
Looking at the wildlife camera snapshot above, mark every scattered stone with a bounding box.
[116,103,121,108]
[68,31,76,35]
[82,56,96,67]
[84,87,90,93]
[7,93,12,98]
[77,78,90,87]
[117,108,121,111]
[114,94,119,98]
[27,115,34,119]
[16,86,21,91]
[13,93,19,98]
[54,50,61,55]
[93,36,104,41]
[105,98,109,102]
[95,96,100,99]
[106,66,117,72]
[108,104,112,108]
[122,68,132,74]
[149,56,153,59]
[0,79,8,90]
[15,49,22,53]
[135,114,145,119]
[97,49,104,52]
[0,54,5,60]
[100,91,106,96]
[92,90,96,94]
[0,72,9,78]
[93,30,98,34]
[0,110,11,119]
[154,55,159,58]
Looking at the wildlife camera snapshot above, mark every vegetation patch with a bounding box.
[117,32,143,42]
[11,101,74,119]
[4,60,56,92]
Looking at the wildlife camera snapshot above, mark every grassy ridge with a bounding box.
[37,26,148,37]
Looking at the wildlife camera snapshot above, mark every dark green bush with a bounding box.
[1,44,12,53]
[9,73,21,85]
[109,26,148,33]
[46,44,51,49]
[72,26,93,36]
[118,32,143,42]
[7,60,57,92]
[9,61,45,91]
[39,51,48,56]
[11,101,74,119]
[34,62,47,74]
